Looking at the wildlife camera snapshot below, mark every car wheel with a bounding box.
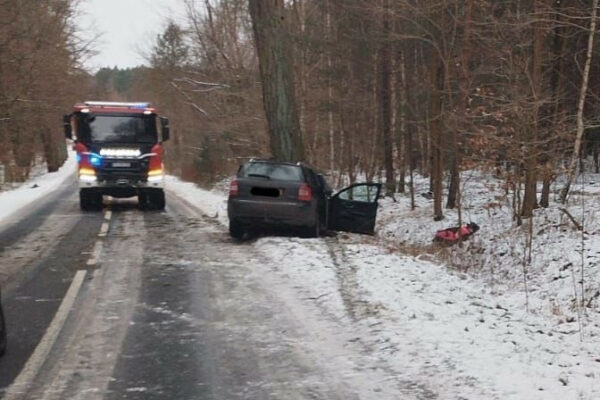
[0,301,6,357]
[304,218,321,238]
[313,218,321,238]
[229,219,244,239]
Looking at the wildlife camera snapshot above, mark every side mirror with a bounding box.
[160,117,170,142]
[63,114,72,139]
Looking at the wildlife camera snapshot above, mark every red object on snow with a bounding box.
[434,222,480,243]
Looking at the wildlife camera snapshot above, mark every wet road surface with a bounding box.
[0,187,414,400]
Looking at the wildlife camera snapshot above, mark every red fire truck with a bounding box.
[64,101,170,210]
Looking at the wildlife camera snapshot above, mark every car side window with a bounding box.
[338,185,379,203]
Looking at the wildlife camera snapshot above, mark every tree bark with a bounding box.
[447,0,472,214]
[248,0,305,162]
[326,0,335,172]
[521,0,545,218]
[379,0,395,194]
[560,0,598,203]
[431,58,444,221]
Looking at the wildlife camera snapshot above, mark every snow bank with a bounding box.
[0,149,76,224]
[165,175,229,226]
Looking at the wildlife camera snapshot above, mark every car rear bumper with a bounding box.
[228,198,317,227]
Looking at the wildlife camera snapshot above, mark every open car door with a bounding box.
[328,183,382,234]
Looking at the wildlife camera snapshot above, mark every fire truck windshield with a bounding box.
[77,114,158,144]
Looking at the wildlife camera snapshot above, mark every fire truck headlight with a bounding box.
[79,167,97,182]
[147,174,164,183]
[79,174,97,183]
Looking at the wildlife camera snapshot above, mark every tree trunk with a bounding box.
[560,0,598,203]
[326,0,335,172]
[541,0,566,208]
[446,0,472,214]
[379,0,395,195]
[521,0,545,217]
[431,58,444,221]
[248,0,305,162]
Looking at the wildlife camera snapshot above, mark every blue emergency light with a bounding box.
[90,154,102,166]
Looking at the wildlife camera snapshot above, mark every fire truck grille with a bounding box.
[97,159,149,182]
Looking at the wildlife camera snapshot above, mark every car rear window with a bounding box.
[240,163,304,181]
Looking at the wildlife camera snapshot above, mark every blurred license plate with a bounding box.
[112,162,131,168]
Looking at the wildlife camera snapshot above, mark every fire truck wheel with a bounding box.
[151,190,166,210]
[139,190,165,210]
[80,190,103,211]
[138,191,149,210]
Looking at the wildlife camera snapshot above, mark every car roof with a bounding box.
[245,159,304,168]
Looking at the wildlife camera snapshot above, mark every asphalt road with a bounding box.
[0,181,104,391]
[0,185,414,400]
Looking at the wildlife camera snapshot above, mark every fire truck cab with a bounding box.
[64,101,170,210]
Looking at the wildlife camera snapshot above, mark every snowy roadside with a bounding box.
[0,149,76,224]
[164,175,229,226]
[166,174,600,399]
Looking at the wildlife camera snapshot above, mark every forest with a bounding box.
[2,0,600,223]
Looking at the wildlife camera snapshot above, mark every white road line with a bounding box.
[3,270,87,400]
[86,241,103,267]
[98,221,109,237]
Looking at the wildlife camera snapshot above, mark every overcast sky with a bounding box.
[77,0,187,71]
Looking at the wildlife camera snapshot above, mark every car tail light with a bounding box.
[229,178,239,196]
[298,183,313,202]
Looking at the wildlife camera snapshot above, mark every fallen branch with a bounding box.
[559,208,583,231]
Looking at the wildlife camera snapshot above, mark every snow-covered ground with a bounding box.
[166,172,600,400]
[0,151,76,224]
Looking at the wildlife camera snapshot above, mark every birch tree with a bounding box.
[560,0,599,203]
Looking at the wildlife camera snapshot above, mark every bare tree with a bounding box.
[378,0,395,194]
[560,0,599,203]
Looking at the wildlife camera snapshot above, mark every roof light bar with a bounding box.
[84,101,151,109]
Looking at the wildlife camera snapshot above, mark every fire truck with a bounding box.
[63,101,170,210]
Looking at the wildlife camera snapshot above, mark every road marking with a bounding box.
[3,270,87,400]
[98,221,109,237]
[98,210,112,237]
[86,241,103,266]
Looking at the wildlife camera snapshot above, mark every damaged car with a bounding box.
[227,159,381,239]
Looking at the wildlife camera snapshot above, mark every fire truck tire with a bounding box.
[139,190,165,210]
[138,191,148,210]
[151,190,166,210]
[80,190,103,211]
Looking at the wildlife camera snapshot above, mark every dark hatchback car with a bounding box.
[227,159,381,238]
